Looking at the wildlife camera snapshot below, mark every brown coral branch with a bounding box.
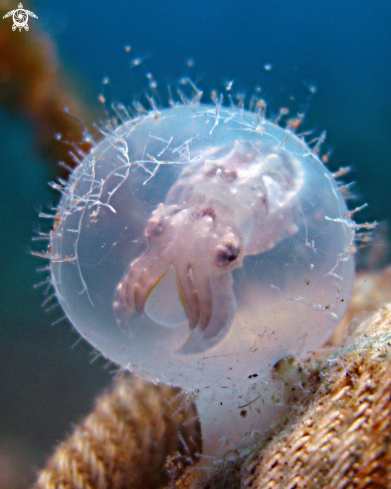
[240,307,391,489]
[0,1,98,178]
[32,375,201,489]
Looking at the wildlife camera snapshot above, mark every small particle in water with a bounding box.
[130,53,151,68]
[225,79,234,91]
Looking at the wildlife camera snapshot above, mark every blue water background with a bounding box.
[0,0,390,482]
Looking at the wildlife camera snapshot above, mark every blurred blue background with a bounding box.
[0,0,390,485]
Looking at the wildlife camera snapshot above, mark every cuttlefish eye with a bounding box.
[215,242,241,266]
[145,217,164,237]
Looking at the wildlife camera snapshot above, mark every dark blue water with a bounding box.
[1,0,390,482]
[35,0,391,223]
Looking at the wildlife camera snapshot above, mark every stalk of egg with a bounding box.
[49,103,355,455]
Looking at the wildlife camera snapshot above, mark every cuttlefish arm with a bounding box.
[114,204,179,321]
[178,272,237,354]
[113,203,244,349]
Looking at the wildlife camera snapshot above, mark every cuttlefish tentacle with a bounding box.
[117,247,171,314]
[180,273,237,353]
[132,255,171,314]
[190,266,213,331]
[206,273,237,340]
[114,204,177,318]
[174,264,200,329]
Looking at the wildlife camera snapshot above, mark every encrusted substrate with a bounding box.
[168,269,391,488]
[32,376,201,489]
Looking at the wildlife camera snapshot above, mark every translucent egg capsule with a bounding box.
[50,104,355,455]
